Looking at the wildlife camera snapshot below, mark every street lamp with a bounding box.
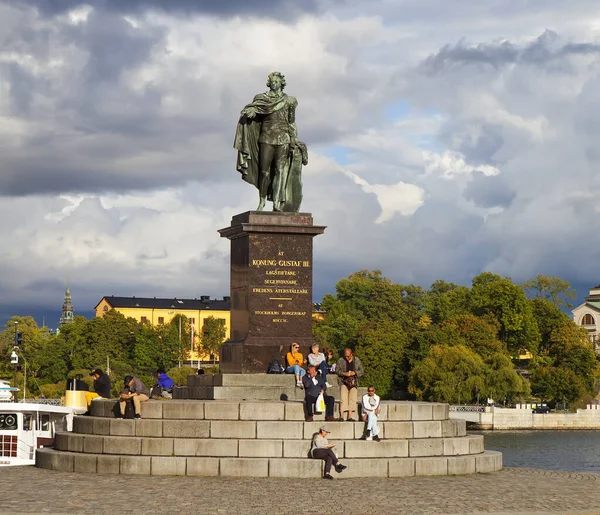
[10,347,18,403]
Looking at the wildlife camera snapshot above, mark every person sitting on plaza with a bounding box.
[310,425,347,480]
[151,368,174,399]
[119,375,149,419]
[302,365,337,422]
[326,349,336,374]
[335,348,364,421]
[285,342,306,387]
[307,343,331,387]
[84,368,111,413]
[360,385,381,441]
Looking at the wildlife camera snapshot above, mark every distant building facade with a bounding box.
[58,285,75,327]
[572,285,600,354]
[94,296,231,362]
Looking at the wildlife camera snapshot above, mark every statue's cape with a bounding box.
[233,93,292,195]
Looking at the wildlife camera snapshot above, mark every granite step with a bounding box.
[36,448,502,477]
[73,417,467,440]
[89,399,450,422]
[55,433,484,458]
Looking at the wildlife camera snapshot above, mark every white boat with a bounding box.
[0,402,77,466]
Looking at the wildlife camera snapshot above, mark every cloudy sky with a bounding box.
[2,0,600,327]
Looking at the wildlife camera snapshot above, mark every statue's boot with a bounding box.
[257,197,266,211]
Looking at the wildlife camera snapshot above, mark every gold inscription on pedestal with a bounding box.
[251,250,311,326]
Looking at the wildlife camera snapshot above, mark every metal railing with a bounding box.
[0,435,34,460]
[19,399,62,406]
[449,405,486,413]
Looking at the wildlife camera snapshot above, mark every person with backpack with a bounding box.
[285,342,306,387]
[119,375,149,419]
[151,369,174,399]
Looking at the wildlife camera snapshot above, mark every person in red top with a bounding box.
[285,342,306,387]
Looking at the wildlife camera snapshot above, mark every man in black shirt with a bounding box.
[85,368,111,412]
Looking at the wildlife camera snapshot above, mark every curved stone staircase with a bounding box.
[36,377,501,478]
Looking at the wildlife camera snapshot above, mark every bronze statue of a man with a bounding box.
[234,72,306,212]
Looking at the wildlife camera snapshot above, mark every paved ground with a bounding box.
[2,466,600,515]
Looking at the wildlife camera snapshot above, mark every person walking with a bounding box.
[361,385,381,441]
[336,348,364,421]
[310,425,347,479]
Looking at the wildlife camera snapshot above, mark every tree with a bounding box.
[547,324,599,392]
[483,352,530,402]
[522,274,576,309]
[530,366,586,405]
[421,280,471,324]
[201,317,227,364]
[439,314,505,358]
[470,272,541,356]
[530,299,573,355]
[409,344,486,404]
[354,319,407,398]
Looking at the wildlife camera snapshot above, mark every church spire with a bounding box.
[59,283,74,327]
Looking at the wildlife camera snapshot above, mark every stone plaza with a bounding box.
[3,465,600,514]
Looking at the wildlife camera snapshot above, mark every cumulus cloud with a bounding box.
[2,0,600,325]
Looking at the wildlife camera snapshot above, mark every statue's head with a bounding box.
[266,71,286,91]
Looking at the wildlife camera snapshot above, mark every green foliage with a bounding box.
[469,272,541,355]
[354,320,407,397]
[409,345,486,403]
[530,299,572,354]
[168,366,196,386]
[522,274,576,309]
[200,317,227,363]
[530,366,586,405]
[40,381,67,399]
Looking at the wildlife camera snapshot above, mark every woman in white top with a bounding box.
[307,344,330,387]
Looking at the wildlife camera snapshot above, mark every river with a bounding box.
[476,430,600,473]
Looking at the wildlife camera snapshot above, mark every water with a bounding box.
[476,430,600,473]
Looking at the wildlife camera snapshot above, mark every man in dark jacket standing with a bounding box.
[302,365,336,422]
[335,348,364,421]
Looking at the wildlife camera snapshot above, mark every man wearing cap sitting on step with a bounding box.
[310,425,347,479]
[302,365,336,422]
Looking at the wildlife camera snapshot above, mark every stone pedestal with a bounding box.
[218,211,325,373]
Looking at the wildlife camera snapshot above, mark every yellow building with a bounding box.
[94,296,231,363]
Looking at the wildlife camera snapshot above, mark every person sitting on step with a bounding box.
[302,365,337,422]
[84,368,111,414]
[307,343,331,387]
[151,368,174,399]
[360,385,381,441]
[310,425,347,480]
[285,342,306,387]
[119,375,149,419]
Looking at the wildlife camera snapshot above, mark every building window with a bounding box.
[141,316,147,323]
[158,317,164,324]
[583,314,595,325]
[103,306,109,312]
[190,318,195,325]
